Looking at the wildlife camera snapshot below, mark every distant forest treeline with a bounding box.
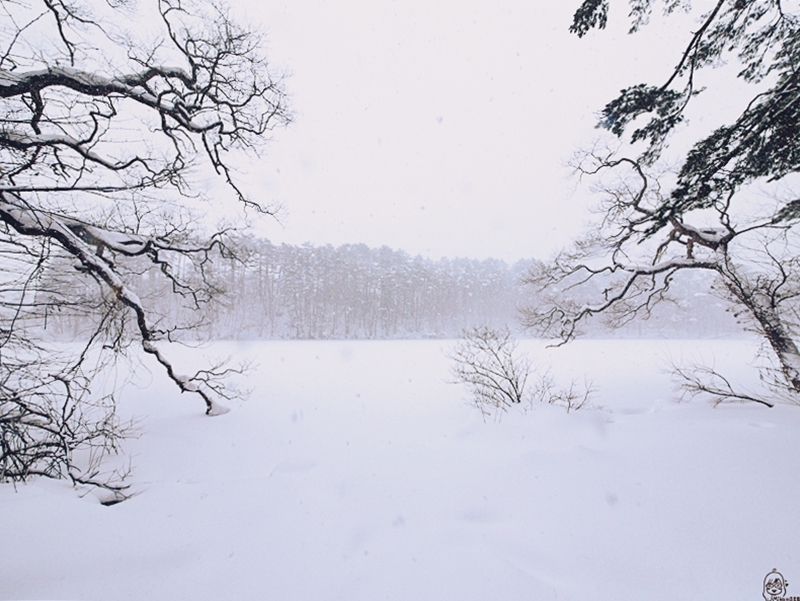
[171,238,529,339]
[44,238,741,340]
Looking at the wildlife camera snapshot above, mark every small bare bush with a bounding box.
[530,371,595,413]
[670,342,800,409]
[449,326,530,417]
[449,326,594,418]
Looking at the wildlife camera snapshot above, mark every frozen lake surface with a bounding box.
[2,338,799,600]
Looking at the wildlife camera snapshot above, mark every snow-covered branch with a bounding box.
[0,0,289,208]
[0,191,233,414]
[0,0,289,494]
[527,147,800,400]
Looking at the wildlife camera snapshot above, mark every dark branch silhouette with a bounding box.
[0,0,290,492]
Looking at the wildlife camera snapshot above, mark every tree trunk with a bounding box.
[724,278,800,393]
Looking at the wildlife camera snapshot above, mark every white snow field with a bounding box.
[2,339,800,601]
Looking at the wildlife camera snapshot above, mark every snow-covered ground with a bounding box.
[2,339,799,600]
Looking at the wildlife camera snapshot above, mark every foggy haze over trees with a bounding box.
[40,237,739,341]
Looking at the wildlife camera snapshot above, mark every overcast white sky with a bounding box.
[226,1,711,263]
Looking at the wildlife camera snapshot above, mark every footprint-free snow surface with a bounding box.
[2,339,799,600]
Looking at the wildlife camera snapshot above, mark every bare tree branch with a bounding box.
[524,149,800,405]
[0,0,289,492]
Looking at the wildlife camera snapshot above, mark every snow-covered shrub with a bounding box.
[449,326,530,416]
[449,326,594,418]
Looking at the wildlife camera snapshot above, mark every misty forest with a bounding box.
[2,1,800,600]
[41,236,737,340]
